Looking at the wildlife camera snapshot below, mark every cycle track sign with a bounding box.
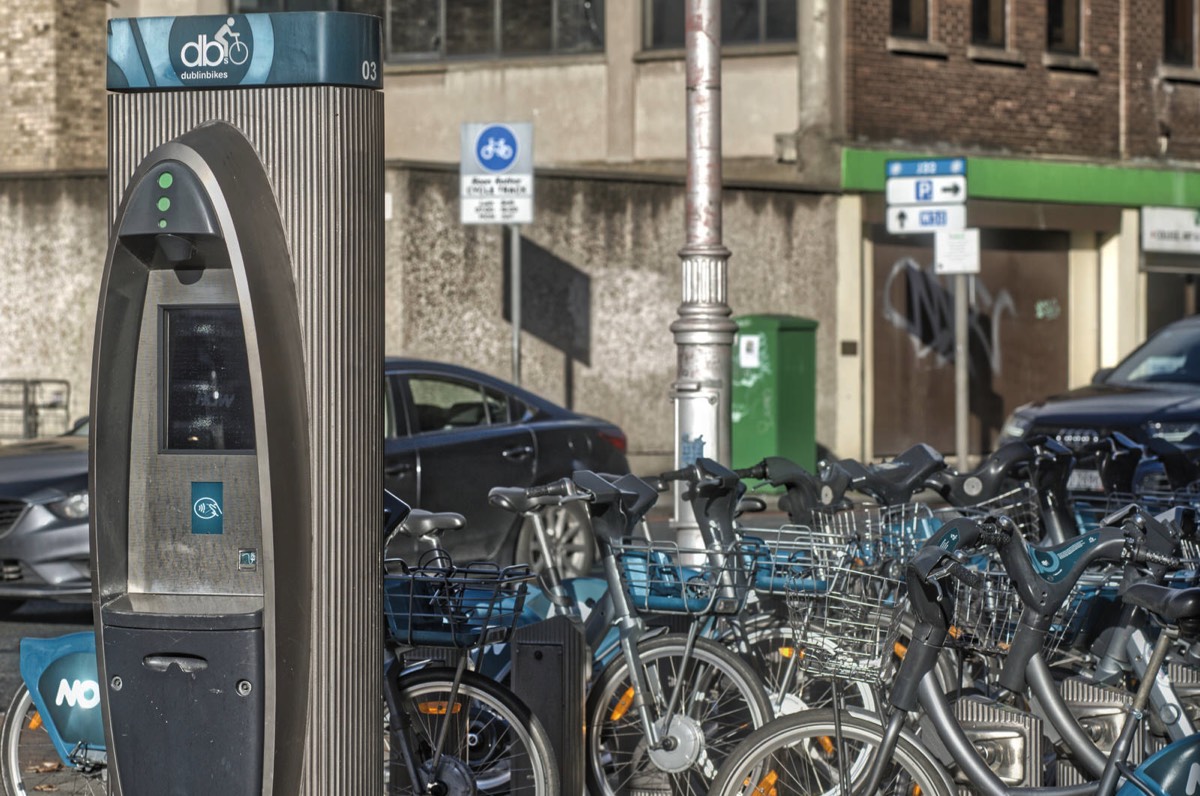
[460,122,534,225]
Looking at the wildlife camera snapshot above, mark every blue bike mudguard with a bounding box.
[19,632,106,765]
[1118,731,1200,795]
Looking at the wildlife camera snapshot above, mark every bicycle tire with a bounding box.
[1,683,105,796]
[386,667,558,796]
[708,707,955,796]
[585,632,772,796]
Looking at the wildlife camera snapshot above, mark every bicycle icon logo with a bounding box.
[179,17,250,69]
[475,125,518,173]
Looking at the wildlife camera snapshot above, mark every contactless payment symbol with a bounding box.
[192,482,224,535]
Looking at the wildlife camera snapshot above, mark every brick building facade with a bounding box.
[0,0,105,173]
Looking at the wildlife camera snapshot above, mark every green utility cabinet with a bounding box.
[732,314,819,472]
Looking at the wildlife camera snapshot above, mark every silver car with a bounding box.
[0,420,92,612]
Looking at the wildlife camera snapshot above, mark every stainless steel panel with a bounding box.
[108,87,383,796]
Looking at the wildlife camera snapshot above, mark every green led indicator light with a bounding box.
[158,219,167,229]
[157,197,171,212]
[158,172,174,189]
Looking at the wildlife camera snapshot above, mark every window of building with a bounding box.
[643,0,797,50]
[1165,0,1196,66]
[233,0,605,61]
[1047,0,1081,55]
[891,0,929,39]
[971,0,1005,47]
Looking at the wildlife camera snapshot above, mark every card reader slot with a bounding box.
[143,654,209,674]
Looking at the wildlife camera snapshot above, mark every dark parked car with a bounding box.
[0,359,628,612]
[998,315,1200,489]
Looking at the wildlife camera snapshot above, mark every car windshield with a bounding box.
[1108,325,1200,385]
[67,419,89,437]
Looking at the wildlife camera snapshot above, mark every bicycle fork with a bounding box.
[384,655,470,794]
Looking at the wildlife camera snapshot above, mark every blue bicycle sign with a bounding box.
[475,125,518,172]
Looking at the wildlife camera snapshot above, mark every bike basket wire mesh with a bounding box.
[811,501,940,564]
[613,537,753,616]
[813,502,940,566]
[785,565,906,683]
[948,486,1042,541]
[949,565,1087,658]
[738,525,856,595]
[384,561,533,649]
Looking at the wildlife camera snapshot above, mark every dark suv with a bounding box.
[0,359,628,612]
[999,315,1200,487]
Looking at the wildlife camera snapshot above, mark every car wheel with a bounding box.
[515,501,596,579]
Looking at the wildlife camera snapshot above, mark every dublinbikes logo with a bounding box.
[170,16,253,84]
[192,482,225,535]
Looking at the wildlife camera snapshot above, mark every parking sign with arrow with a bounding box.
[885,158,967,235]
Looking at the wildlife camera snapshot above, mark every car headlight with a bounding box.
[46,490,89,520]
[999,412,1033,442]
[1143,421,1200,446]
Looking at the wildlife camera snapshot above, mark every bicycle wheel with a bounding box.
[586,632,773,796]
[709,708,955,796]
[2,683,105,796]
[387,668,558,796]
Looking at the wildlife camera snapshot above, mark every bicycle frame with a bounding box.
[16,631,106,771]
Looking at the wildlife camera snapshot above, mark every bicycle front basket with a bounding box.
[384,561,532,649]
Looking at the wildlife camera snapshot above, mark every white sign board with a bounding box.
[935,229,981,275]
[885,175,967,206]
[886,204,966,235]
[460,122,533,225]
[1142,206,1200,254]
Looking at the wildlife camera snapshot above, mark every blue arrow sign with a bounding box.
[886,157,967,178]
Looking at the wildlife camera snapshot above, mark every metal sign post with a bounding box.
[936,229,981,469]
[672,0,737,558]
[461,122,534,385]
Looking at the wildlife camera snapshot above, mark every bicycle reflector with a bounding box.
[752,769,779,795]
[417,701,463,716]
[610,686,636,721]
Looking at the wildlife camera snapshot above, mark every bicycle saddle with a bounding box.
[1146,437,1200,490]
[925,439,1034,506]
[1093,431,1143,494]
[837,443,946,505]
[395,509,466,538]
[1124,582,1200,631]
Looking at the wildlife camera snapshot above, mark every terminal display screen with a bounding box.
[163,306,256,452]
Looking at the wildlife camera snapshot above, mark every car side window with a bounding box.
[409,376,491,432]
[386,375,410,438]
[509,395,536,423]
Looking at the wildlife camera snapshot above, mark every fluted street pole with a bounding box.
[672,0,737,554]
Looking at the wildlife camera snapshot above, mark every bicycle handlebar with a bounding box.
[931,558,985,590]
[525,478,576,500]
[734,463,768,481]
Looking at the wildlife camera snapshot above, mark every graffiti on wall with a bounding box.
[881,257,1016,376]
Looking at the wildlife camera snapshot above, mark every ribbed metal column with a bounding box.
[672,0,737,550]
[109,87,384,795]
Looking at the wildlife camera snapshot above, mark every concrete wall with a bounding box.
[0,176,107,422]
[384,165,839,474]
[0,165,840,471]
[381,51,798,165]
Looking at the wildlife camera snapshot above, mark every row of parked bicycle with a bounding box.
[9,431,1200,795]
